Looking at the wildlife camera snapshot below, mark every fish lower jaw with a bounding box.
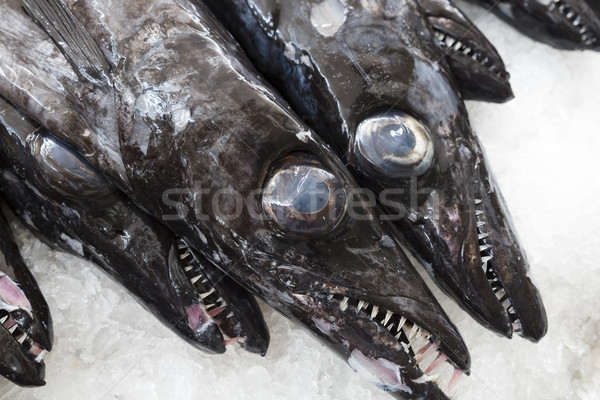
[0,309,47,363]
[475,199,523,334]
[176,241,246,344]
[327,294,464,393]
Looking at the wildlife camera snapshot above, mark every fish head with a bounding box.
[221,145,471,396]
[0,215,52,386]
[339,24,546,340]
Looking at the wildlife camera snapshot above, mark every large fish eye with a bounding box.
[353,111,434,179]
[262,152,347,236]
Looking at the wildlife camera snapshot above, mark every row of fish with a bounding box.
[0,0,595,398]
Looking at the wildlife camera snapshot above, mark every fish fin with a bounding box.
[20,0,110,86]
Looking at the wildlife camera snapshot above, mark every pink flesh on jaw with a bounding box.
[185,303,212,332]
[416,343,438,364]
[29,343,45,357]
[0,275,32,313]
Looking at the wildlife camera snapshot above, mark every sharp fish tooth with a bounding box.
[184,266,193,272]
[179,252,191,260]
[478,232,489,240]
[177,243,188,250]
[200,288,216,299]
[201,278,209,284]
[477,221,486,227]
[416,343,438,364]
[481,255,493,264]
[475,210,484,216]
[357,300,366,313]
[190,275,202,285]
[397,316,406,331]
[474,198,482,204]
[0,315,7,324]
[447,368,464,391]
[17,334,26,344]
[8,324,18,334]
[383,310,393,326]
[340,296,349,311]
[424,353,448,374]
[35,350,46,363]
[408,325,420,341]
[370,306,379,319]
[479,244,491,252]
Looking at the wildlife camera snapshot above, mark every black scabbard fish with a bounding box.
[0,207,52,387]
[203,0,547,342]
[0,0,470,397]
[0,96,269,356]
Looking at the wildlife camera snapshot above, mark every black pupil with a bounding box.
[379,123,416,156]
[286,174,330,214]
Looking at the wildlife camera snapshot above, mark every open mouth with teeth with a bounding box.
[322,293,465,393]
[432,29,510,80]
[176,240,250,348]
[551,0,598,45]
[0,310,47,363]
[474,199,523,335]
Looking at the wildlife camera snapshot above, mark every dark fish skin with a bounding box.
[419,0,514,102]
[203,0,547,341]
[0,209,52,387]
[469,0,600,50]
[0,96,270,356]
[0,0,470,397]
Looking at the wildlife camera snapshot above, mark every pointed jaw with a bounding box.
[419,0,514,102]
[471,158,548,341]
[173,240,269,355]
[493,0,600,50]
[244,224,471,400]
[268,273,470,398]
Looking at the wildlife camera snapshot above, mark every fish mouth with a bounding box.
[431,27,513,101]
[0,301,48,386]
[286,289,468,398]
[422,0,514,103]
[549,0,600,47]
[490,0,600,50]
[469,160,548,342]
[175,240,269,355]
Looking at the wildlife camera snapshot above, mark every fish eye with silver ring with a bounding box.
[262,152,347,236]
[353,110,435,180]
